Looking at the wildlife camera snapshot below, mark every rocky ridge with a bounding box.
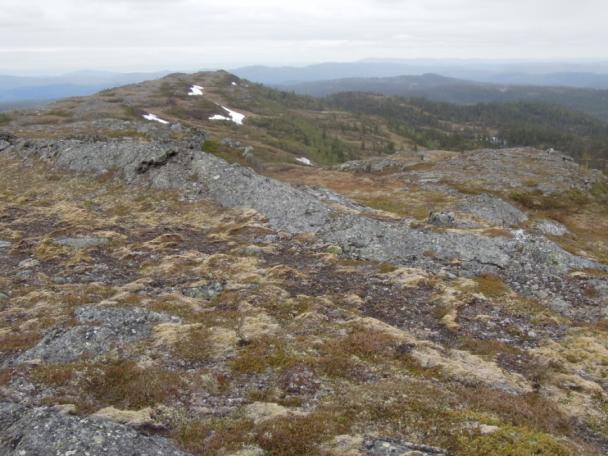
[0,72,608,455]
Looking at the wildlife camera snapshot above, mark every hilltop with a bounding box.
[3,70,608,171]
[0,71,608,455]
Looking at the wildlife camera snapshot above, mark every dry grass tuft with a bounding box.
[474,273,510,299]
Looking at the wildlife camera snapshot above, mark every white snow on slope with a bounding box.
[209,106,245,125]
[296,157,313,166]
[143,113,169,124]
[188,85,204,96]
[231,82,238,87]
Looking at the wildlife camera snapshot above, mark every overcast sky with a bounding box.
[1,0,607,74]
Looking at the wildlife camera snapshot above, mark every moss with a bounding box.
[31,359,185,413]
[326,245,343,256]
[87,359,185,411]
[357,196,407,216]
[231,337,296,374]
[459,426,572,455]
[474,273,509,298]
[457,388,574,439]
[333,381,465,450]
[0,331,43,354]
[509,189,590,211]
[456,335,521,360]
[339,329,399,360]
[174,418,255,454]
[316,329,399,379]
[447,179,490,195]
[260,294,313,322]
[33,237,69,260]
[202,139,222,154]
[378,263,399,274]
[254,410,352,456]
[171,326,212,364]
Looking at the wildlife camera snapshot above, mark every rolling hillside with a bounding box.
[1,70,608,455]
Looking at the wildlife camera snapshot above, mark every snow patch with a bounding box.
[231,81,238,87]
[209,106,246,125]
[188,85,204,96]
[143,113,169,125]
[296,157,313,166]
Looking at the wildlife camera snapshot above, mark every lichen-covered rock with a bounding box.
[0,402,188,455]
[181,281,224,299]
[536,219,570,236]
[458,193,528,227]
[427,211,456,227]
[363,438,447,455]
[14,306,179,364]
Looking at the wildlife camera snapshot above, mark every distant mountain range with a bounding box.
[233,60,608,89]
[4,61,608,122]
[0,70,168,107]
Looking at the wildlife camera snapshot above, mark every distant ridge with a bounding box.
[0,70,169,104]
[233,60,608,88]
[277,73,608,122]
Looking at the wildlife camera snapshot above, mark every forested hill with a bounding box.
[284,74,608,122]
[327,92,608,171]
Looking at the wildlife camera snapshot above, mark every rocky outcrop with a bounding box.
[0,402,188,455]
[2,136,606,318]
[14,306,178,365]
[457,193,528,227]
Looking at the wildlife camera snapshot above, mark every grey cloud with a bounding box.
[1,0,607,73]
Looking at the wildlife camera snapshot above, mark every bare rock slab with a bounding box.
[15,306,179,364]
[0,402,188,455]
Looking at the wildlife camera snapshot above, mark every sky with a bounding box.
[1,0,607,74]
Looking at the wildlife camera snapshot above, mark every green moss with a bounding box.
[0,113,11,125]
[255,410,351,456]
[357,196,407,216]
[231,337,296,374]
[460,426,572,456]
[509,189,590,211]
[31,359,184,413]
[378,263,399,274]
[175,418,255,454]
[202,139,221,154]
[171,326,212,365]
